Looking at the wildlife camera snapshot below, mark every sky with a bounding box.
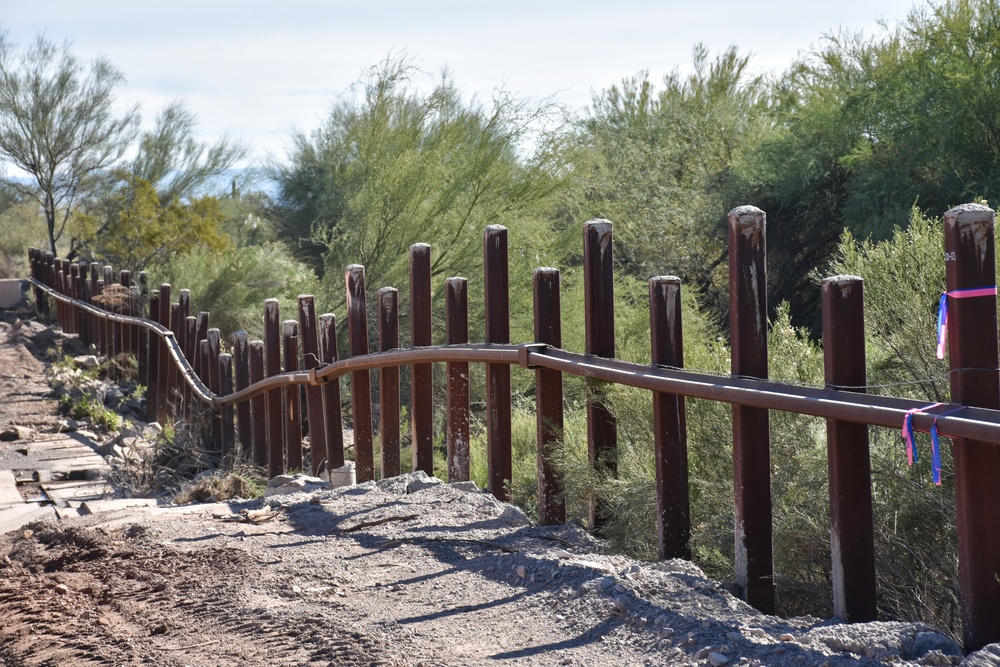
[2,0,920,166]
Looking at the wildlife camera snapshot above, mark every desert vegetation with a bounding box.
[3,0,999,639]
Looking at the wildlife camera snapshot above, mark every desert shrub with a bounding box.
[150,243,317,340]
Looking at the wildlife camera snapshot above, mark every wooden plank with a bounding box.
[41,479,110,504]
[80,499,158,515]
[0,470,22,506]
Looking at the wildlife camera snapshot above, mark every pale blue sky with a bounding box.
[2,0,919,164]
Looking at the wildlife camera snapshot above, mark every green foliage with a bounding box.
[129,100,248,206]
[73,172,232,274]
[0,186,47,277]
[150,243,317,340]
[0,32,138,255]
[271,56,565,297]
[560,45,768,323]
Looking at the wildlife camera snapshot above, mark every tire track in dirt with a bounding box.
[0,523,387,666]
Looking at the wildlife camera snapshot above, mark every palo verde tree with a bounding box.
[129,100,248,206]
[271,56,565,289]
[0,33,139,256]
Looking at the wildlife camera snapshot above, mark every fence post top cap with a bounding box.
[410,242,431,250]
[378,286,398,295]
[533,266,559,274]
[650,275,682,284]
[945,202,995,225]
[728,204,765,219]
[297,294,314,301]
[822,274,863,286]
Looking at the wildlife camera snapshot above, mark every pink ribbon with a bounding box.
[937,287,998,359]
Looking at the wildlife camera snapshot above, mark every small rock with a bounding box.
[0,425,32,441]
[516,566,527,579]
[659,627,675,639]
[709,652,730,667]
[779,633,796,642]
[958,642,1000,666]
[56,418,78,432]
[499,505,531,525]
[406,476,443,494]
[73,355,99,369]
[53,584,69,595]
[450,480,480,493]
[291,585,302,594]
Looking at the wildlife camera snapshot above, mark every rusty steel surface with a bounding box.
[297,296,328,476]
[319,313,345,470]
[282,320,303,472]
[484,226,512,500]
[650,276,690,561]
[220,353,235,457]
[583,220,618,530]
[822,276,876,623]
[249,340,268,468]
[346,265,375,482]
[944,204,1000,653]
[445,277,471,482]
[533,268,565,526]
[233,331,253,457]
[728,205,775,614]
[379,288,401,478]
[410,243,434,476]
[207,328,223,452]
[263,299,284,477]
[146,291,161,423]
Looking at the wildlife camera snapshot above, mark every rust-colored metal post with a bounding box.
[263,299,284,477]
[379,287,401,478]
[282,320,303,472]
[650,276,690,560]
[346,265,375,482]
[137,272,148,382]
[167,303,181,414]
[183,316,197,422]
[55,267,65,330]
[177,290,190,359]
[207,328,223,454]
[146,290,160,423]
[103,267,115,367]
[219,352,235,458]
[944,203,1000,652]
[119,270,133,356]
[319,313,345,470]
[91,263,102,353]
[533,268,566,525]
[583,220,617,528]
[484,226,512,500]
[297,295,328,476]
[68,263,80,335]
[728,205,775,614]
[233,331,253,458]
[193,312,210,379]
[445,278,471,482]
[155,284,172,424]
[822,275,877,622]
[410,243,434,475]
[249,340,267,468]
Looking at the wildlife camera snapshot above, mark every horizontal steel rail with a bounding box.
[30,277,1000,445]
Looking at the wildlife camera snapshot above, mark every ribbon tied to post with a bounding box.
[901,402,966,485]
[936,286,998,359]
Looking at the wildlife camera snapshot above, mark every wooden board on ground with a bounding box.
[0,470,22,506]
[81,498,158,515]
[41,479,110,504]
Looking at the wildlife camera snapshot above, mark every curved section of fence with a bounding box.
[24,202,1000,652]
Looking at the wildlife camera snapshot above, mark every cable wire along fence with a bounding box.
[26,203,1000,653]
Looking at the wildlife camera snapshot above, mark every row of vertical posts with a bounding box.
[27,202,1000,652]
